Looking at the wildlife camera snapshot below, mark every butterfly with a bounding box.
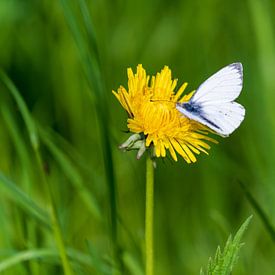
[176,63,245,137]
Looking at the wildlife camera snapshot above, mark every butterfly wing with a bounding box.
[191,62,243,103]
[176,63,245,136]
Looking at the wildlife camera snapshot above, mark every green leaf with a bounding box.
[200,216,252,275]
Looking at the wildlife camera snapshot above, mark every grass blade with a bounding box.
[238,180,275,242]
[0,249,55,273]
[0,172,50,229]
[60,0,120,269]
[0,248,107,273]
[0,71,74,275]
[122,252,143,275]
[86,241,112,275]
[0,70,39,150]
[38,126,101,220]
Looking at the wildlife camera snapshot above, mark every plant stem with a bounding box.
[145,156,154,275]
[34,150,73,275]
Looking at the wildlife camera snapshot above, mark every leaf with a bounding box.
[200,216,252,275]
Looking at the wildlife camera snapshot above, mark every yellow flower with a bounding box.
[113,65,217,163]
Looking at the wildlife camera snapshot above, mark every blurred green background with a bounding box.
[0,0,275,274]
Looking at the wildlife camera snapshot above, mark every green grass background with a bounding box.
[0,0,274,274]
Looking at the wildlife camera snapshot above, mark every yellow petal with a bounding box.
[181,143,197,163]
[174,82,188,101]
[171,139,191,163]
[168,140,178,161]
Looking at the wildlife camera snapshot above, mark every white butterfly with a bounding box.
[176,63,245,137]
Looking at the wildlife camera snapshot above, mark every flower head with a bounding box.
[113,65,217,163]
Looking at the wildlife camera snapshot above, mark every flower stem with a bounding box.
[145,156,154,275]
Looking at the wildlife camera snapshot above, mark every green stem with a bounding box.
[145,156,154,275]
[34,150,74,275]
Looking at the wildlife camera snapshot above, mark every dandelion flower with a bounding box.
[113,65,217,163]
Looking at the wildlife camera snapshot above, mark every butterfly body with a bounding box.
[176,63,245,137]
[181,102,201,113]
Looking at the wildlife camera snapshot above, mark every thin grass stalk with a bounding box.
[34,150,74,275]
[60,0,121,270]
[238,181,275,242]
[0,247,101,272]
[145,156,154,275]
[38,126,101,220]
[0,71,73,275]
[1,105,40,275]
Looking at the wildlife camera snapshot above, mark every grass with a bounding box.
[0,0,274,274]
